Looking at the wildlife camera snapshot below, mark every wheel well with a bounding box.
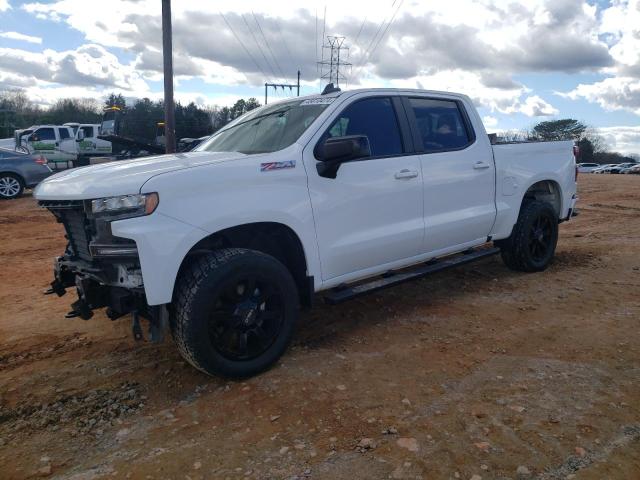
[176,222,312,307]
[0,171,25,185]
[523,180,561,218]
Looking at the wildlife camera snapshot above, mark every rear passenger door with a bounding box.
[304,94,425,282]
[403,96,496,253]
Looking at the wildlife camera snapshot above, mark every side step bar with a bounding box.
[323,247,500,305]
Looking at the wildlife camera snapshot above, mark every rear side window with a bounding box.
[324,97,403,157]
[80,126,94,138]
[59,128,70,139]
[408,98,472,152]
[34,128,55,141]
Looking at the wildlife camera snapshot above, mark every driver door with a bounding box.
[304,95,424,282]
[29,127,57,159]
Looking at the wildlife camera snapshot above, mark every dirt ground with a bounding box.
[1,174,639,480]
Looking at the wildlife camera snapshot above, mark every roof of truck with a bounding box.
[271,87,469,104]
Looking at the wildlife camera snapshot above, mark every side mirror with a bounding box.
[76,130,85,142]
[30,135,39,142]
[316,135,371,179]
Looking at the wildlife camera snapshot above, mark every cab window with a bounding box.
[408,98,473,152]
[323,97,404,157]
[34,128,55,141]
[58,128,70,140]
[80,126,94,138]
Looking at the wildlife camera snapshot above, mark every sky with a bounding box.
[0,0,639,154]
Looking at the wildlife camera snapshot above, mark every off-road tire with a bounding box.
[0,173,24,199]
[171,248,299,378]
[498,200,558,272]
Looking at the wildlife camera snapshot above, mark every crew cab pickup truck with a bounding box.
[34,88,578,378]
[16,124,111,169]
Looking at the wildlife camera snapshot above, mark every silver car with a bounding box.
[0,148,53,199]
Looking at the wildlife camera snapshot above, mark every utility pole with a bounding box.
[161,0,176,154]
[318,36,351,88]
[264,70,301,105]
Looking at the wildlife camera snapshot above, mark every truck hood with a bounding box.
[34,151,246,200]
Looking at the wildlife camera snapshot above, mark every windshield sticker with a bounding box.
[300,97,336,106]
[261,160,296,172]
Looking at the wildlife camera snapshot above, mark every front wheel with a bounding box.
[497,200,559,272]
[0,173,24,199]
[171,248,299,378]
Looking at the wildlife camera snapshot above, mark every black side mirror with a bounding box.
[316,135,371,179]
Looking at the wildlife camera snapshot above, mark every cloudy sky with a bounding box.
[0,0,639,154]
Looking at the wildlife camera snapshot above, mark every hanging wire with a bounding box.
[219,11,268,82]
[252,11,287,83]
[241,13,278,83]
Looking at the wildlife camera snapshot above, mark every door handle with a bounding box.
[394,169,419,179]
[473,161,490,169]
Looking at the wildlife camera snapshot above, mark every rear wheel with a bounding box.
[171,248,299,378]
[0,173,24,199]
[498,200,558,272]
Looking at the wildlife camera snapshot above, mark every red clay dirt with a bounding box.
[0,174,639,479]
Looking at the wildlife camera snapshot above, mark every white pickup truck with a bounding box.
[35,88,578,377]
[16,123,111,168]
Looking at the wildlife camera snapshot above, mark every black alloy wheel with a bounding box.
[208,274,285,361]
[172,248,299,378]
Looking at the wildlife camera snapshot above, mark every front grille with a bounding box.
[40,200,94,261]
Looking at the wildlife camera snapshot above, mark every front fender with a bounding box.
[111,212,209,305]
[132,150,321,302]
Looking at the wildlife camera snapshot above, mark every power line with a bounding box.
[369,0,404,61]
[353,0,404,81]
[219,11,269,83]
[353,16,368,51]
[251,11,287,82]
[273,17,295,74]
[241,13,278,83]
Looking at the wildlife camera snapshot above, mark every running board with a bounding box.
[323,247,500,305]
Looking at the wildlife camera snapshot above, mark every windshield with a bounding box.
[196,99,330,155]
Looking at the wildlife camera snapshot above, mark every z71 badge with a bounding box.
[260,160,296,172]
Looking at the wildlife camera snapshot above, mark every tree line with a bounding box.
[0,88,262,141]
[1,89,636,163]
[499,119,638,163]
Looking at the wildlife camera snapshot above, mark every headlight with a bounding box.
[91,193,159,217]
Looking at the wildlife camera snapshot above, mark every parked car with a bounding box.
[592,164,615,173]
[609,163,636,174]
[618,163,639,174]
[0,148,52,199]
[625,164,640,175]
[577,162,601,173]
[35,88,578,378]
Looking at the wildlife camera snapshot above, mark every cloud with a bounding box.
[562,77,640,115]
[596,126,640,156]
[388,70,558,117]
[0,31,42,44]
[599,0,640,78]
[482,116,498,128]
[9,0,640,119]
[514,95,559,117]
[0,0,9,12]
[0,44,148,91]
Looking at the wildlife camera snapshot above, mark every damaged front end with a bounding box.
[40,197,167,341]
